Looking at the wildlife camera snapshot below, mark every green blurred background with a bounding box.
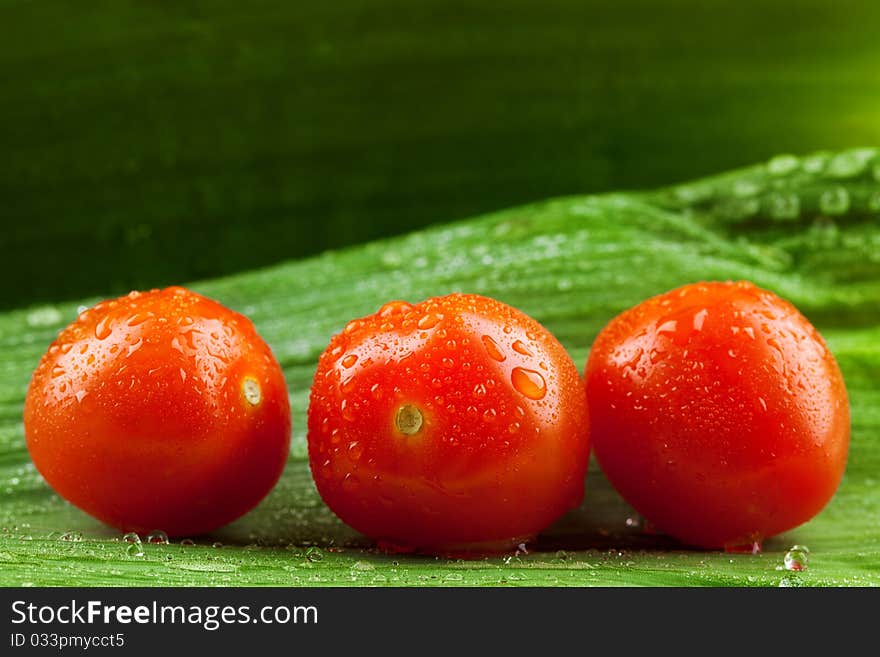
[3,0,879,310]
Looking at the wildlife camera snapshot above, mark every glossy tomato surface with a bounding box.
[308,293,590,553]
[24,287,291,536]
[586,281,850,548]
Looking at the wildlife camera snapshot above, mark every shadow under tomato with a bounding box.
[210,458,792,555]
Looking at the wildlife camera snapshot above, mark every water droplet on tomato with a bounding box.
[473,383,487,398]
[378,300,412,317]
[507,422,520,434]
[783,545,809,571]
[512,340,533,357]
[60,343,73,355]
[693,309,708,331]
[482,408,497,423]
[417,313,441,330]
[125,312,150,327]
[147,530,169,545]
[370,383,382,400]
[343,319,364,335]
[50,366,65,378]
[341,399,355,422]
[441,357,455,369]
[94,316,112,340]
[481,335,506,361]
[656,320,677,334]
[74,390,87,403]
[348,441,364,462]
[127,338,144,356]
[511,367,546,400]
[341,354,358,368]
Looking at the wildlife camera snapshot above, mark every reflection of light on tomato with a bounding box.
[24,286,291,537]
[307,293,590,555]
[586,281,850,549]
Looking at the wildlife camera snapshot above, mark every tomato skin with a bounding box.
[585,281,850,548]
[23,287,291,537]
[307,293,589,553]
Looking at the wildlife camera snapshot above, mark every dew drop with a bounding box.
[343,319,364,335]
[146,530,169,545]
[306,547,324,562]
[656,320,677,334]
[827,148,875,178]
[693,308,708,331]
[122,533,144,557]
[512,340,533,357]
[75,390,88,403]
[481,335,506,362]
[51,366,65,378]
[472,383,487,398]
[126,543,145,558]
[507,422,520,434]
[511,367,547,400]
[370,383,382,400]
[482,408,497,423]
[348,441,364,462]
[341,399,355,422]
[768,193,801,220]
[783,545,809,571]
[767,154,800,176]
[417,314,441,330]
[126,312,150,327]
[180,539,196,546]
[59,530,83,542]
[819,187,850,215]
[441,356,455,369]
[341,354,358,369]
[378,300,412,317]
[94,316,113,340]
[341,473,359,492]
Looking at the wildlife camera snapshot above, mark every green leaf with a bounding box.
[2,149,879,586]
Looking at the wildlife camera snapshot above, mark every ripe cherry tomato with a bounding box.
[307,293,590,554]
[24,287,291,536]
[586,281,850,549]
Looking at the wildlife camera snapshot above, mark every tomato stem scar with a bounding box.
[395,404,423,435]
[242,377,262,406]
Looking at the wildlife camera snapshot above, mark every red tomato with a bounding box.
[307,293,590,554]
[586,281,850,549]
[23,287,291,536]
